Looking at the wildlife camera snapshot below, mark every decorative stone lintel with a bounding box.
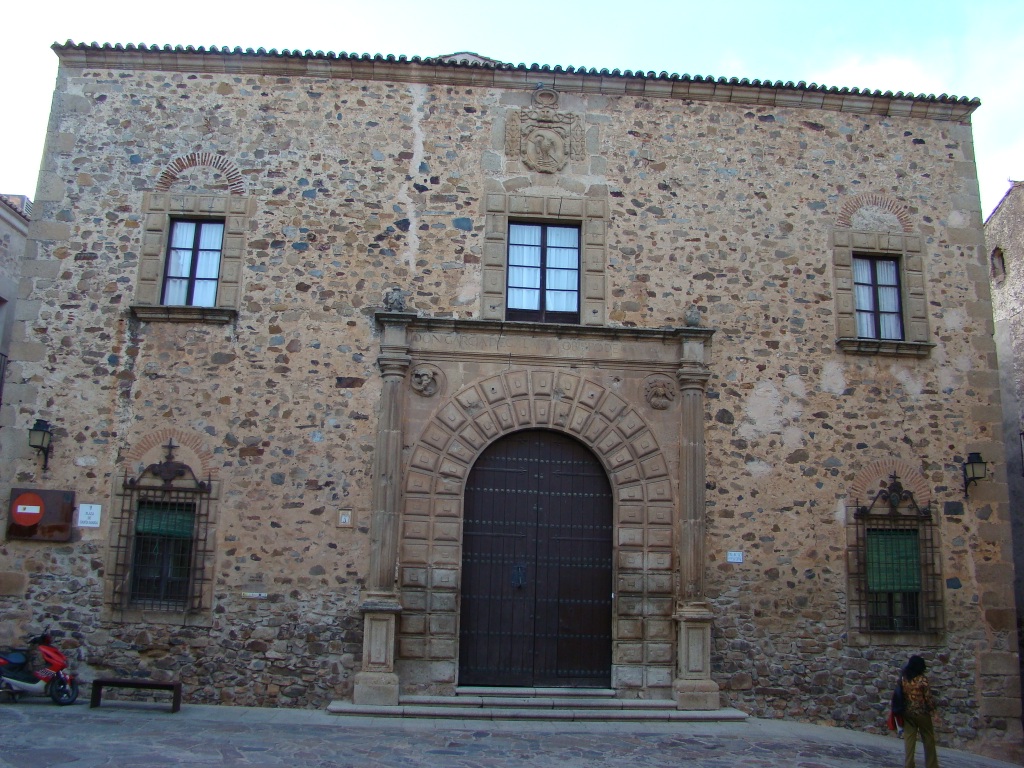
[673,602,720,711]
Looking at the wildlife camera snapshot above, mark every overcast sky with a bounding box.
[2,0,1021,218]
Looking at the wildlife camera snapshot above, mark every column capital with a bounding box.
[677,360,711,392]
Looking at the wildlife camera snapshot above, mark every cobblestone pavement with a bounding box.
[0,699,1018,768]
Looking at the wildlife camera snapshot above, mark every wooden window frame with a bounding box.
[853,254,904,341]
[162,218,225,308]
[506,221,581,324]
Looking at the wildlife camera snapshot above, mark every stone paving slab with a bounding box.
[0,699,1018,768]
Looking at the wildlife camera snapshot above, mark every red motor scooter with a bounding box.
[0,631,78,705]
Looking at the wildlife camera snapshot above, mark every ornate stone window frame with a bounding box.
[482,193,607,326]
[832,230,934,357]
[130,192,254,324]
[845,460,943,647]
[103,430,219,627]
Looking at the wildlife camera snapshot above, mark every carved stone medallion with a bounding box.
[410,364,444,397]
[505,88,585,174]
[644,375,677,410]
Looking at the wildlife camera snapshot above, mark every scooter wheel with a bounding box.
[49,677,79,705]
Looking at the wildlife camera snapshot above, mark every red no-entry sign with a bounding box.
[11,491,45,527]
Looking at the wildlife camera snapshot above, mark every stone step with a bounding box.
[403,694,675,710]
[326,698,749,723]
[454,686,617,698]
[327,702,748,722]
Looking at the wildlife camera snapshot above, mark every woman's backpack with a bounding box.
[891,679,906,715]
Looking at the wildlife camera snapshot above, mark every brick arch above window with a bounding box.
[850,458,931,508]
[122,426,219,480]
[155,152,247,195]
[836,193,914,233]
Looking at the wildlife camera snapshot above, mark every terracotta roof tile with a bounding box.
[51,41,981,120]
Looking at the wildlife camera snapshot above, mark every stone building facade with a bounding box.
[0,194,29,406]
[985,180,1024,703]
[0,42,1020,760]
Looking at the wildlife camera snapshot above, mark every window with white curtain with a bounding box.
[853,256,904,341]
[506,223,580,323]
[162,219,225,307]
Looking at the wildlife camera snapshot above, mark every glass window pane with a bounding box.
[856,311,876,339]
[508,266,540,288]
[163,279,188,305]
[198,223,224,250]
[509,245,541,267]
[508,288,539,310]
[167,250,192,278]
[546,269,577,291]
[878,286,900,312]
[192,281,218,307]
[880,314,903,340]
[854,284,875,312]
[509,224,541,246]
[547,248,578,269]
[170,221,196,249]
[196,251,221,279]
[876,259,899,286]
[853,258,872,284]
[546,290,578,312]
[547,227,579,248]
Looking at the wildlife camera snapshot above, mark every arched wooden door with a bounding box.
[458,430,613,687]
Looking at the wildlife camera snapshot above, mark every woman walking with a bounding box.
[902,655,940,768]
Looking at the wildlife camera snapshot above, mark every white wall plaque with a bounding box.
[77,504,102,527]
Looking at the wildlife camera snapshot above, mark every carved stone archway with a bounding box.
[354,314,719,708]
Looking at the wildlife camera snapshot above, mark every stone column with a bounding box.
[353,311,414,706]
[673,335,720,710]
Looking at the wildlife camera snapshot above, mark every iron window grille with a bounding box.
[110,440,214,613]
[162,219,225,307]
[506,222,580,324]
[848,474,942,635]
[853,255,904,341]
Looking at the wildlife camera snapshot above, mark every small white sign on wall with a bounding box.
[77,504,102,527]
[727,551,744,564]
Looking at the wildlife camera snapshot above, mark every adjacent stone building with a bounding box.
[985,179,1024,707]
[0,194,29,407]
[0,42,1020,760]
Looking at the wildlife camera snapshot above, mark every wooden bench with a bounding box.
[90,678,182,713]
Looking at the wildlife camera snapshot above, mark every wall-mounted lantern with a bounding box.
[28,419,53,471]
[962,452,988,497]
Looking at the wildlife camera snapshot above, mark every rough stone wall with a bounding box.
[0,196,28,356]
[985,180,1024,727]
[0,51,1018,760]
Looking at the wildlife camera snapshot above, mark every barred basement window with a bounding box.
[110,440,213,613]
[848,474,943,636]
[131,501,196,606]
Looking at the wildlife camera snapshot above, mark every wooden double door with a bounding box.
[458,430,613,687]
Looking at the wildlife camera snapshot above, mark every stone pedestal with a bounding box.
[353,595,402,706]
[673,602,720,710]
